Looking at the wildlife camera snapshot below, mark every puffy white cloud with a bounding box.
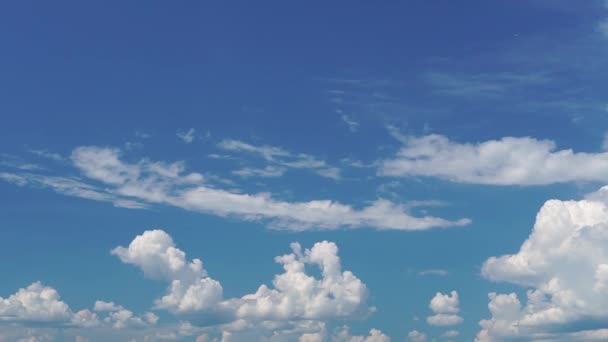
[380,134,608,185]
[113,229,373,330]
[426,314,463,327]
[407,330,427,342]
[429,291,459,314]
[229,241,371,321]
[214,323,390,342]
[331,326,390,342]
[477,189,608,340]
[111,230,223,313]
[2,146,468,231]
[0,282,154,331]
[0,282,72,323]
[426,291,462,326]
[93,301,158,329]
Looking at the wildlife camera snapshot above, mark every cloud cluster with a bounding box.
[0,282,155,330]
[1,146,469,231]
[477,188,608,340]
[113,229,373,324]
[380,134,608,185]
[0,229,388,341]
[426,291,463,326]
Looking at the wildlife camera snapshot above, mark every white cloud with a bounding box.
[218,139,341,180]
[0,282,73,324]
[598,19,608,38]
[380,134,608,185]
[340,114,360,133]
[426,291,463,326]
[331,325,391,342]
[418,269,449,277]
[27,149,65,162]
[477,187,608,340]
[602,132,608,151]
[0,172,146,209]
[2,146,468,231]
[442,330,459,338]
[407,330,427,342]
[0,282,155,331]
[177,128,196,144]
[229,240,371,321]
[93,301,158,329]
[423,71,550,98]
[218,140,290,161]
[429,291,459,314]
[111,230,223,313]
[114,229,373,327]
[232,166,286,178]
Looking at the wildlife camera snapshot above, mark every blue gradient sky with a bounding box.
[2,1,608,341]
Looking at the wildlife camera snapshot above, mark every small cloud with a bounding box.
[341,114,360,132]
[426,290,463,326]
[218,139,342,180]
[135,131,151,139]
[0,153,44,171]
[177,128,196,144]
[28,149,65,162]
[418,269,449,276]
[233,166,286,178]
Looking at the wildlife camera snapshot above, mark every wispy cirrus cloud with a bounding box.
[423,71,551,98]
[177,128,196,144]
[0,146,469,231]
[340,114,360,133]
[418,269,449,277]
[217,139,342,180]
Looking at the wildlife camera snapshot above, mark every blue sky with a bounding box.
[2,1,608,341]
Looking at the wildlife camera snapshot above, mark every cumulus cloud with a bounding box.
[228,240,371,321]
[93,301,158,329]
[380,134,608,185]
[331,325,390,342]
[0,282,154,330]
[407,330,427,342]
[218,139,342,180]
[426,291,463,326]
[0,282,73,324]
[1,146,469,231]
[111,229,223,314]
[113,229,373,324]
[477,188,608,340]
